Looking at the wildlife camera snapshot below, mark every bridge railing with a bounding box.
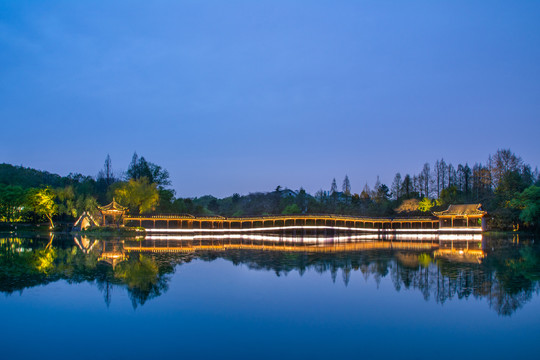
[123,213,438,222]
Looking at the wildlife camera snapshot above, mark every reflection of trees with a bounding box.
[0,237,180,309]
[114,254,169,308]
[0,236,539,316]
[212,241,540,316]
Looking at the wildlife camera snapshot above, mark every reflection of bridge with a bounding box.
[123,237,485,263]
[124,240,440,253]
[73,233,485,264]
[124,214,447,232]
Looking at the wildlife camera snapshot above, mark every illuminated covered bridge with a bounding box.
[124,214,441,232]
[122,204,486,233]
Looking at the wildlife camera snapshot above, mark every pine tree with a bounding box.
[330,178,338,194]
[104,154,113,185]
[342,175,351,195]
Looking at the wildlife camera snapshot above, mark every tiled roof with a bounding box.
[433,204,486,216]
[98,198,128,212]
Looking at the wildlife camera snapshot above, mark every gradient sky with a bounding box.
[1,0,539,198]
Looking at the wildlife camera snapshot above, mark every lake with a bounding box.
[0,233,538,359]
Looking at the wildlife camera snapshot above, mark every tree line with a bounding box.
[0,149,538,231]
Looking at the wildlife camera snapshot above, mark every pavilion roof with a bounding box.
[98,198,128,213]
[433,204,486,216]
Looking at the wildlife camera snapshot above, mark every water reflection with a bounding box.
[0,233,538,315]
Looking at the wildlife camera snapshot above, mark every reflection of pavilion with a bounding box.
[73,236,127,268]
[435,237,485,263]
[73,236,99,254]
[434,248,485,264]
[97,241,126,269]
[98,198,128,227]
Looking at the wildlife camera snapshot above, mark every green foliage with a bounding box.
[0,184,26,221]
[25,188,58,227]
[488,207,520,231]
[418,253,432,268]
[510,186,540,227]
[282,204,301,215]
[0,163,69,189]
[114,178,159,214]
[418,197,434,212]
[115,255,159,288]
[34,248,56,274]
[439,186,458,205]
[126,153,170,187]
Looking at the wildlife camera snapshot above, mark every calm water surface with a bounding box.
[0,233,539,359]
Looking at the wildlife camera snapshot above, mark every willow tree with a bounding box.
[114,177,159,214]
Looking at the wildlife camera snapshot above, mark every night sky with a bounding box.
[1,1,539,197]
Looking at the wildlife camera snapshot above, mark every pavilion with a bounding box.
[98,198,128,227]
[433,204,487,230]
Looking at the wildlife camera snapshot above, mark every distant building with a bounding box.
[280,189,298,198]
[433,204,487,230]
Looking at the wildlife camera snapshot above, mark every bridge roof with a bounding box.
[433,204,486,217]
[124,214,437,222]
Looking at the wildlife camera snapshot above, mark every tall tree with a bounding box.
[104,154,114,185]
[458,163,472,196]
[392,173,402,200]
[126,152,171,187]
[421,163,430,198]
[330,178,338,195]
[401,175,412,199]
[360,183,371,200]
[330,178,338,208]
[434,159,441,198]
[342,175,351,196]
[439,158,448,192]
[296,188,308,213]
[490,149,523,188]
[447,164,456,188]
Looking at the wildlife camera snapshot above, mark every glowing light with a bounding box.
[144,225,482,234]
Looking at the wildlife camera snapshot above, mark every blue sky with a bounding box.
[1,0,539,197]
